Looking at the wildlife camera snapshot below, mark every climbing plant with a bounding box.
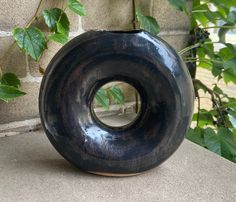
[133,0,236,163]
[168,0,236,163]
[0,0,86,102]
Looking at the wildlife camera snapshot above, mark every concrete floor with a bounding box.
[0,130,236,202]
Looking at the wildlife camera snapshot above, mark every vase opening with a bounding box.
[91,81,142,129]
[106,30,143,34]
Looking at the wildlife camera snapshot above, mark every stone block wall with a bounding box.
[0,0,191,135]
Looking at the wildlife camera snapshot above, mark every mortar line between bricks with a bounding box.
[69,32,82,37]
[20,75,42,83]
[159,30,189,36]
[78,16,85,34]
[0,31,12,37]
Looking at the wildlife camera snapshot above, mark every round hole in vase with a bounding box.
[39,30,194,176]
[90,81,142,129]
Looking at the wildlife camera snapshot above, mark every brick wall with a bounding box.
[0,0,192,135]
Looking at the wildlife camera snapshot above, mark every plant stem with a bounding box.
[26,0,45,28]
[132,0,137,29]
[183,57,223,64]
[193,79,226,127]
[0,65,2,77]
[194,88,201,127]
[178,43,201,55]
[204,25,236,29]
[179,41,221,56]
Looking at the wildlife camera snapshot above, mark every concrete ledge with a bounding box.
[0,118,41,138]
[0,130,235,202]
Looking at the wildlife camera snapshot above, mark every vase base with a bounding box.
[88,171,142,177]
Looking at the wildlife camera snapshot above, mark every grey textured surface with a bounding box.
[0,0,80,31]
[81,0,191,31]
[160,34,190,52]
[153,0,192,31]
[0,130,235,202]
[0,37,27,77]
[0,82,41,124]
[0,0,40,31]
[81,0,133,31]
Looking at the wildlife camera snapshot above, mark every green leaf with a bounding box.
[213,0,236,8]
[13,27,47,61]
[228,110,236,128]
[233,129,236,140]
[204,11,223,25]
[43,8,70,44]
[192,111,214,127]
[167,0,187,12]
[186,127,205,147]
[227,10,236,24]
[221,139,236,162]
[223,56,236,70]
[192,11,208,27]
[219,46,236,61]
[212,63,223,78]
[218,127,236,162]
[43,8,63,31]
[213,85,223,94]
[218,23,234,43]
[136,8,160,35]
[0,73,20,88]
[204,128,221,155]
[95,88,109,110]
[48,33,68,44]
[68,0,86,16]
[0,84,26,102]
[56,12,70,36]
[223,57,236,84]
[202,39,214,58]
[223,68,236,84]
[107,86,125,105]
[42,8,62,31]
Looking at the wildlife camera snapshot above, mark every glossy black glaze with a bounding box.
[39,30,194,175]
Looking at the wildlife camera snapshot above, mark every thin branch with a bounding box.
[178,43,202,55]
[195,90,201,127]
[25,53,29,70]
[204,25,236,29]
[194,79,223,105]
[0,65,2,77]
[183,57,223,65]
[26,0,45,28]
[178,41,221,56]
[193,79,226,127]
[132,0,137,29]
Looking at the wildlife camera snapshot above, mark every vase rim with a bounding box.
[89,29,144,34]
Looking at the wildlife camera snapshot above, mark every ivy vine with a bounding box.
[0,0,85,102]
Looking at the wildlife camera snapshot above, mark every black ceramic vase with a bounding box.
[39,30,194,176]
